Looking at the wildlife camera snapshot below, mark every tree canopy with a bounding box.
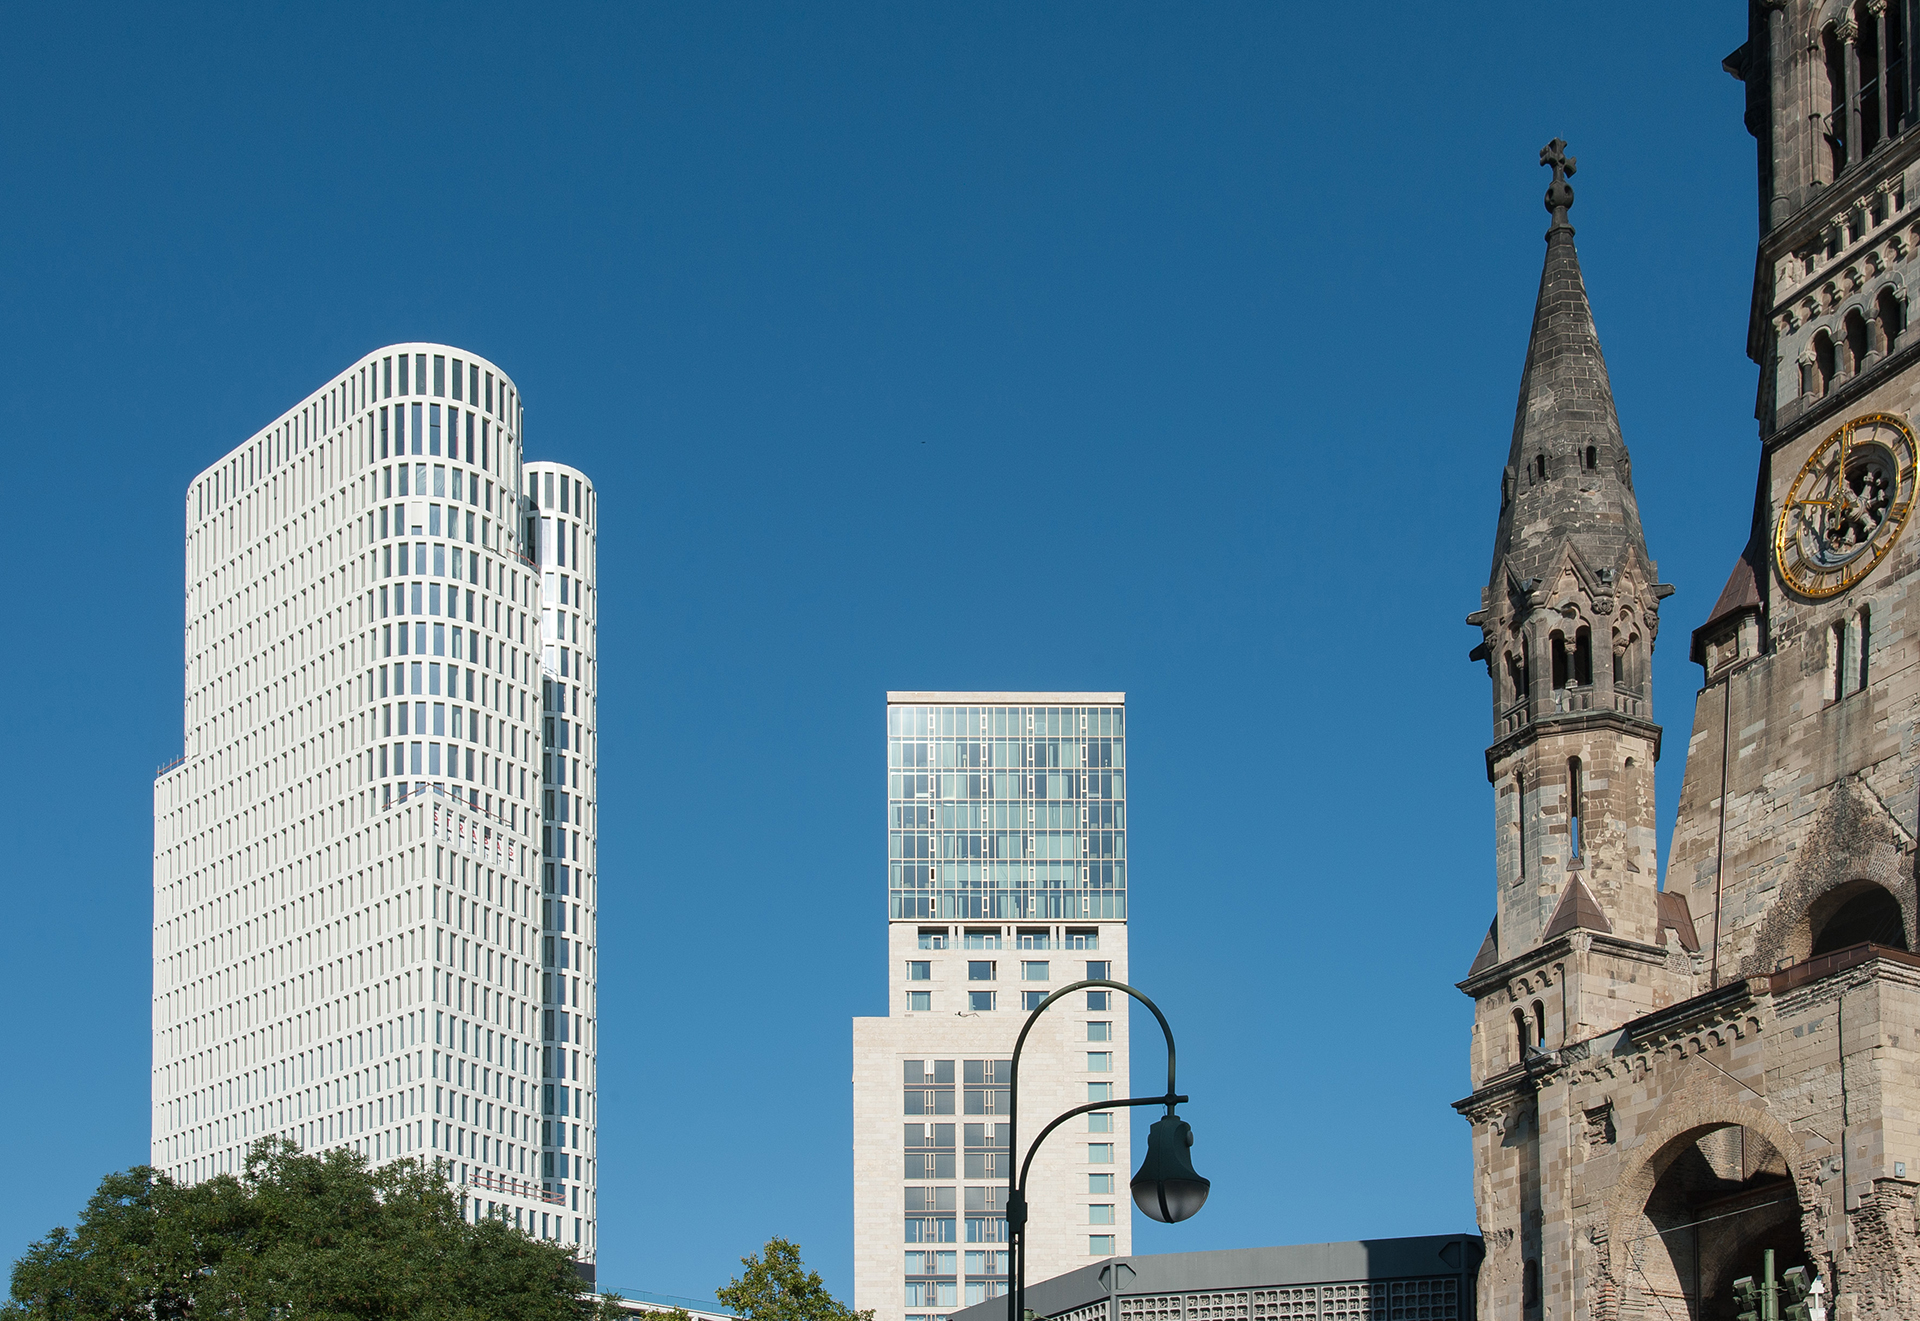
[716,1239,871,1321]
[3,1139,613,1321]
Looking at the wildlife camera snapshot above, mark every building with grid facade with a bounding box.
[854,693,1131,1321]
[151,343,600,1272]
[945,1236,1481,1321]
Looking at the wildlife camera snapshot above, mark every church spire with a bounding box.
[1488,139,1652,599]
[1471,143,1669,961]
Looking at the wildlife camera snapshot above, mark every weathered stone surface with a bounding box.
[1461,38,1920,1310]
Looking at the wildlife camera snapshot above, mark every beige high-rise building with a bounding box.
[854,693,1131,1321]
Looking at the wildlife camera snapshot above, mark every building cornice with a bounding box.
[1483,709,1662,783]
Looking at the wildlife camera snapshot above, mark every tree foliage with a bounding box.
[3,1139,596,1321]
[716,1239,870,1321]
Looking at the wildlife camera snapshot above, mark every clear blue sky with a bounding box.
[0,2,1759,1304]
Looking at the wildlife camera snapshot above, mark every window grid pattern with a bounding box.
[887,704,1126,921]
[1104,1281,1458,1321]
[152,344,600,1260]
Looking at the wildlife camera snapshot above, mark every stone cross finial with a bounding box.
[1541,137,1577,234]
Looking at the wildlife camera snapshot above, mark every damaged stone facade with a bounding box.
[1458,8,1920,1318]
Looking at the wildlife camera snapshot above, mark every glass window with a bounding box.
[967,961,995,982]
[908,962,931,981]
[434,355,446,397]
[908,991,931,1012]
[1087,1021,1111,1042]
[1087,1052,1112,1072]
[1089,1204,1115,1224]
[1088,1083,1112,1102]
[1021,961,1049,981]
[1087,1143,1113,1163]
[968,991,995,1012]
[1089,1235,1116,1255]
[1021,991,1047,1011]
[1088,1112,1113,1133]
[1086,960,1110,980]
[1087,991,1110,1011]
[1088,1174,1114,1193]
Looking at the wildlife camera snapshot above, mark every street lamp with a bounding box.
[1005,979,1207,1321]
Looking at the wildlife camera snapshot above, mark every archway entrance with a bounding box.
[1809,881,1908,955]
[1621,1124,1807,1319]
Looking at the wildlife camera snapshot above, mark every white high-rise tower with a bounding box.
[853,694,1132,1321]
[151,344,600,1271]
[524,460,601,1249]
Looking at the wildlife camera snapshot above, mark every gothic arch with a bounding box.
[1741,782,1915,977]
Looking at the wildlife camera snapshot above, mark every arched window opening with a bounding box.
[1522,1259,1541,1310]
[1811,883,1908,956]
[1879,287,1905,354]
[1567,757,1584,860]
[1513,1008,1531,1062]
[1534,454,1548,484]
[1859,4,1886,158]
[1801,354,1820,397]
[1506,651,1528,706]
[1846,308,1871,373]
[1573,626,1593,687]
[1550,634,1569,690]
[1858,605,1872,692]
[1815,330,1837,395]
[1516,771,1529,880]
[1612,643,1626,686]
[1824,26,1849,177]
[1584,445,1597,470]
[1532,1000,1548,1050]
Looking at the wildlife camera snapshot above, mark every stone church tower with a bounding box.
[1459,8,1920,1317]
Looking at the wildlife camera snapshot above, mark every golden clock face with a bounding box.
[1774,411,1918,599]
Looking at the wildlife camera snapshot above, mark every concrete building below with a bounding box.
[947,1236,1483,1321]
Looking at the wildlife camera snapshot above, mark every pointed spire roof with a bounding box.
[1542,876,1613,941]
[1490,141,1652,595]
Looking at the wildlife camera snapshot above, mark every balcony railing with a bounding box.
[465,1168,565,1204]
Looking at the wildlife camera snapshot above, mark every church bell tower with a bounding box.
[1469,142,1679,986]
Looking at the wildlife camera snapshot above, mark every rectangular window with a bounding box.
[1087,990,1110,1011]
[1087,1143,1113,1163]
[1088,1082,1112,1102]
[434,354,446,397]
[907,961,931,981]
[1089,1203,1115,1224]
[1086,960,1110,979]
[1087,1112,1113,1133]
[1021,991,1047,1011]
[1087,1052,1112,1072]
[451,358,463,400]
[908,991,931,1011]
[968,961,995,981]
[1021,960,1049,981]
[411,403,424,455]
[1089,1235,1116,1255]
[1088,1173,1114,1193]
[968,991,996,1012]
[1087,1021,1112,1042]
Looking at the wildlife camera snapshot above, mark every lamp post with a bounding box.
[1005,979,1208,1321]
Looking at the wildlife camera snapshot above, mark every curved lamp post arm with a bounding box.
[1006,979,1182,1321]
[1016,1092,1188,1192]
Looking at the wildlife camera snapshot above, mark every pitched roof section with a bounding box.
[1467,918,1500,978]
[1489,152,1652,596]
[1542,876,1613,941]
[1689,541,1763,664]
[1657,890,1701,952]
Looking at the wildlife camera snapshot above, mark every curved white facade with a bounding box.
[153,344,597,1262]
[523,460,600,1251]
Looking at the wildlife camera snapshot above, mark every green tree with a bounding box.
[4,1139,594,1320]
[717,1239,871,1321]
